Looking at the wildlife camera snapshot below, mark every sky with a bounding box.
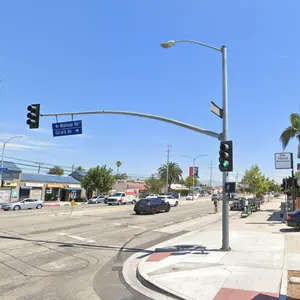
[0,0,299,184]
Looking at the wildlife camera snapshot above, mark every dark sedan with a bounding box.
[287,210,300,228]
[134,198,171,215]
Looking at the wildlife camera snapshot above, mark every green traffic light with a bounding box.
[222,161,229,167]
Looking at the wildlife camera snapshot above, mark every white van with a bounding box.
[107,189,137,205]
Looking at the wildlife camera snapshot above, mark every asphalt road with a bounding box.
[0,197,215,300]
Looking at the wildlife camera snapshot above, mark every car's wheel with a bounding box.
[151,207,157,215]
[14,205,21,211]
[165,206,170,212]
[108,203,112,206]
[118,201,122,205]
[136,211,141,215]
[174,201,178,207]
[36,204,42,209]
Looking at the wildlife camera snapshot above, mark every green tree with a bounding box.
[81,165,116,194]
[48,166,64,176]
[280,113,300,158]
[242,165,264,197]
[157,162,183,189]
[295,172,300,180]
[116,161,122,174]
[114,173,128,180]
[145,174,164,194]
[185,176,198,190]
[75,166,85,171]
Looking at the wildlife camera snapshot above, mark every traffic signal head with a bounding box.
[219,140,233,172]
[26,104,40,129]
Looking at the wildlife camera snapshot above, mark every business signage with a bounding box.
[189,167,199,178]
[25,183,44,188]
[275,152,293,169]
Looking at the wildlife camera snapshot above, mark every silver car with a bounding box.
[1,198,44,211]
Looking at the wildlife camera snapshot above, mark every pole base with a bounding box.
[220,246,231,252]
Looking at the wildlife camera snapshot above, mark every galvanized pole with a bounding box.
[221,45,230,251]
[192,158,195,200]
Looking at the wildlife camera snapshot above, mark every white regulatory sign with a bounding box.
[274,152,293,169]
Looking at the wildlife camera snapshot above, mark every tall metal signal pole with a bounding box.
[166,145,171,193]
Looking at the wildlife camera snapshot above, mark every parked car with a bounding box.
[211,194,222,201]
[134,198,171,215]
[1,199,44,211]
[158,195,179,207]
[146,194,159,199]
[186,193,199,200]
[166,192,179,199]
[88,195,106,204]
[287,210,300,228]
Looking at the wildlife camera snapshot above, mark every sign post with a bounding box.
[275,152,295,210]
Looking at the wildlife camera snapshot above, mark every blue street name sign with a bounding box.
[52,120,83,137]
[0,168,8,172]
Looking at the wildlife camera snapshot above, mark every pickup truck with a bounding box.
[107,190,137,205]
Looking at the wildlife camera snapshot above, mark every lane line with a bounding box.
[57,232,96,243]
[113,223,122,226]
[164,221,174,226]
[128,225,147,230]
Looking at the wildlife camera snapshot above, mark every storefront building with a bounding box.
[0,161,22,203]
[21,173,83,202]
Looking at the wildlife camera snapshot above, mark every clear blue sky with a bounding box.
[0,0,299,184]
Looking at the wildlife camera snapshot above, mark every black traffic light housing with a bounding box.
[219,140,233,172]
[26,104,40,129]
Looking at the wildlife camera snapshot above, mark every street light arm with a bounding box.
[181,154,193,160]
[2,136,23,146]
[41,110,221,140]
[195,154,208,160]
[174,40,221,52]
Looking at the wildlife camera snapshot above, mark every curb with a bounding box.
[135,205,283,299]
[135,211,240,299]
[279,269,288,300]
[136,262,190,300]
[44,202,86,207]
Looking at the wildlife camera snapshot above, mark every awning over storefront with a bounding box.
[47,184,67,188]
[20,186,32,190]
[127,184,146,191]
[66,187,82,191]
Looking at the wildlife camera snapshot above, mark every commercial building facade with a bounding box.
[20,173,84,202]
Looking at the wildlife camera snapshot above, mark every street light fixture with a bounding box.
[0,136,23,187]
[161,39,230,251]
[181,154,208,200]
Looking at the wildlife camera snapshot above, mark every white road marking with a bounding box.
[128,225,147,230]
[48,262,66,269]
[57,232,96,243]
[164,221,174,226]
[113,222,122,226]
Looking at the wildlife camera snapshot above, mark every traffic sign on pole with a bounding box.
[0,168,8,172]
[52,120,83,137]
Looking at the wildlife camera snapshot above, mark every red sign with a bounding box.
[189,167,199,178]
[189,167,193,177]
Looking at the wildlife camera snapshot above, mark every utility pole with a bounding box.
[165,145,171,194]
[209,160,213,189]
[235,172,239,184]
[37,163,43,174]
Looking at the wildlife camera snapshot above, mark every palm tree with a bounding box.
[48,165,64,176]
[75,166,85,171]
[116,161,122,174]
[158,162,183,190]
[280,113,300,158]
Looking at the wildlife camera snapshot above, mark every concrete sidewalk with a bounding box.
[133,197,297,300]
